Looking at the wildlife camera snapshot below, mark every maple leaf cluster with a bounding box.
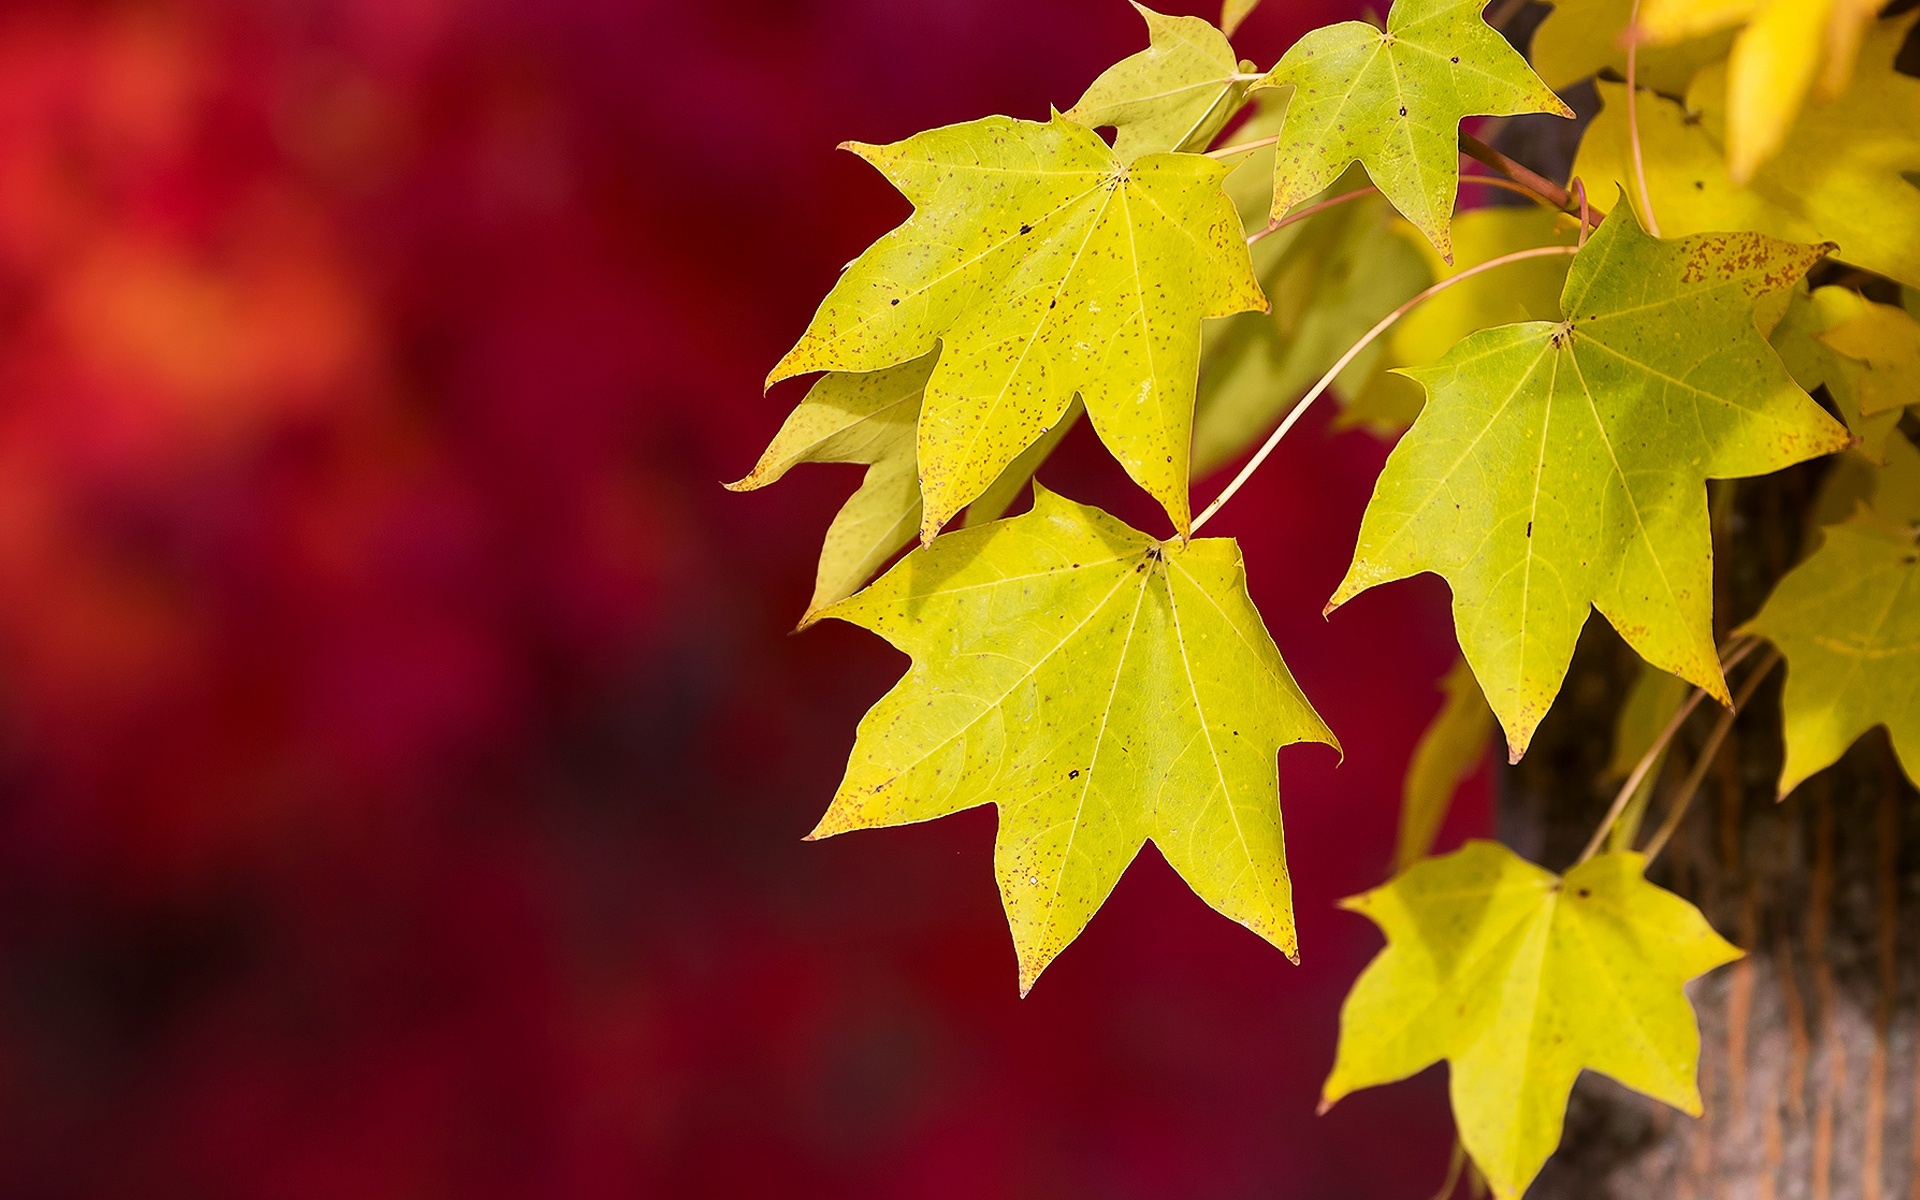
[747,0,1920,1194]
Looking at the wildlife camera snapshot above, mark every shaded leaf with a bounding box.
[769,115,1265,538]
[1571,15,1920,289]
[1742,438,1920,797]
[1634,0,1884,182]
[1065,4,1251,160]
[1603,661,1691,851]
[1325,841,1741,1200]
[1530,0,1734,96]
[1818,298,1920,417]
[1251,0,1570,258]
[1330,208,1848,759]
[1395,657,1494,871]
[1770,284,1903,462]
[815,485,1336,994]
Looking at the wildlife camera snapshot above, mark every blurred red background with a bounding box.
[0,0,1492,1194]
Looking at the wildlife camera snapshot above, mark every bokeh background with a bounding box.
[0,0,1494,1194]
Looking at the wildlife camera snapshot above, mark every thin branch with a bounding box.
[1642,648,1783,862]
[1246,186,1377,245]
[1430,1139,1468,1200]
[1574,636,1760,866]
[1206,134,1279,159]
[1245,176,1556,247]
[1188,243,1580,534]
[1625,0,1661,236]
[1459,133,1595,223]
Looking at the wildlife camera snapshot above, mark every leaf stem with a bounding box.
[1188,243,1580,534]
[1625,0,1661,236]
[1640,648,1782,862]
[1244,176,1560,248]
[1574,636,1760,866]
[1206,134,1279,159]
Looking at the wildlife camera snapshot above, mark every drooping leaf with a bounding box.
[768,115,1266,538]
[814,485,1337,994]
[1818,298,1920,417]
[1330,208,1849,760]
[1325,841,1741,1200]
[1065,4,1252,160]
[1340,205,1579,433]
[1571,15,1920,290]
[1221,0,1260,37]
[1634,0,1884,182]
[1742,439,1920,798]
[1530,0,1735,96]
[1770,284,1905,462]
[729,355,932,622]
[732,356,1084,620]
[1602,661,1691,851]
[1395,657,1493,872]
[1250,0,1571,258]
[1193,162,1431,473]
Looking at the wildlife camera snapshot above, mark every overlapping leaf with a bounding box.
[814,486,1336,993]
[732,354,1086,619]
[1770,285,1905,461]
[1330,209,1849,759]
[1743,436,1920,797]
[1819,298,1920,416]
[1634,0,1884,182]
[768,115,1265,538]
[1250,0,1570,258]
[1064,4,1251,160]
[1571,14,1920,289]
[1325,841,1740,1200]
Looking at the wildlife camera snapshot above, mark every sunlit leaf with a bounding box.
[1330,208,1848,759]
[1065,4,1251,160]
[1326,841,1740,1200]
[1251,0,1570,258]
[769,115,1265,538]
[815,485,1336,994]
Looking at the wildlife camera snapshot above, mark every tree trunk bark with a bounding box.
[1506,466,1920,1199]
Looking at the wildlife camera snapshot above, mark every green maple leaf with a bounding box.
[812,485,1336,994]
[1742,439,1920,798]
[1325,840,1741,1200]
[1064,3,1252,161]
[1249,0,1569,258]
[768,115,1265,539]
[1330,208,1849,759]
[729,354,1081,621]
[1571,13,1920,290]
[1530,0,1735,97]
[1770,284,1903,462]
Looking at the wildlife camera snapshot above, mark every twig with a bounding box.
[1206,134,1279,159]
[1625,0,1661,235]
[1244,175,1558,247]
[1188,243,1580,534]
[1642,648,1782,862]
[1459,133,1597,224]
[1485,0,1534,30]
[1574,636,1759,865]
